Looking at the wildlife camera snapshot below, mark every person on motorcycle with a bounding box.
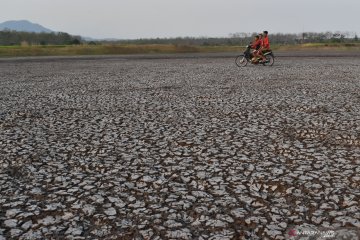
[261,31,271,53]
[257,33,266,62]
[255,31,271,63]
[251,35,262,62]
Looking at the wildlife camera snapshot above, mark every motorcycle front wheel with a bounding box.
[235,55,248,67]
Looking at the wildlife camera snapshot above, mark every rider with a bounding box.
[251,35,262,62]
[261,31,271,53]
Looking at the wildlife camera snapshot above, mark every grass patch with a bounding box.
[0,44,247,57]
[276,42,360,51]
[0,43,359,57]
[0,44,204,57]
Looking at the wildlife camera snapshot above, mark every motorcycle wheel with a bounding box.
[235,55,248,67]
[263,54,274,66]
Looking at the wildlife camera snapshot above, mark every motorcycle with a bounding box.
[235,44,275,67]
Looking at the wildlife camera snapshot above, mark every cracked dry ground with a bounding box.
[0,56,359,240]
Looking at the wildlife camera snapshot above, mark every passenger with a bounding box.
[257,33,266,62]
[251,35,262,62]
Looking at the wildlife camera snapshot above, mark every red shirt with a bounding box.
[263,36,270,49]
[252,39,261,50]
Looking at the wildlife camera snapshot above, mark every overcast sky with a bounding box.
[1,0,359,39]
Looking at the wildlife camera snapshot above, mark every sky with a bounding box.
[1,0,359,39]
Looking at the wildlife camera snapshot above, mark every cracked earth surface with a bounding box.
[0,55,359,239]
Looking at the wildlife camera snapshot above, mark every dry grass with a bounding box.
[0,44,217,57]
[275,42,360,51]
[0,43,359,57]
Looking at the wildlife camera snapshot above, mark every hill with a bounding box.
[0,20,53,33]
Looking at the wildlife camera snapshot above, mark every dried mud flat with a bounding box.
[0,54,360,239]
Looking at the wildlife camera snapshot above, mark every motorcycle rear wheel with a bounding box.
[263,54,274,66]
[235,55,248,67]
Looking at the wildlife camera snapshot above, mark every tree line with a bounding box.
[0,30,82,46]
[111,31,358,46]
[0,30,358,46]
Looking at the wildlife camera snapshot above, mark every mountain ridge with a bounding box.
[0,20,53,33]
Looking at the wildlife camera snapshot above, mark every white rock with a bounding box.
[30,188,43,195]
[197,172,207,179]
[279,222,287,229]
[265,224,283,238]
[108,197,120,203]
[21,220,33,231]
[286,187,295,194]
[38,216,57,226]
[191,219,201,226]
[320,203,333,210]
[273,168,284,175]
[4,219,18,228]
[83,204,96,215]
[335,216,360,228]
[192,191,210,198]
[62,212,74,220]
[44,204,58,211]
[252,201,264,207]
[139,229,154,239]
[6,209,21,218]
[142,176,154,183]
[248,164,255,171]
[166,229,192,239]
[231,208,247,218]
[83,185,95,190]
[104,207,117,216]
[55,176,65,182]
[65,227,83,236]
[164,220,183,228]
[311,216,323,224]
[10,229,22,237]
[90,195,104,204]
[205,220,227,228]
[217,214,234,223]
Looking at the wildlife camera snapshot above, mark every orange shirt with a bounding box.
[263,36,270,49]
